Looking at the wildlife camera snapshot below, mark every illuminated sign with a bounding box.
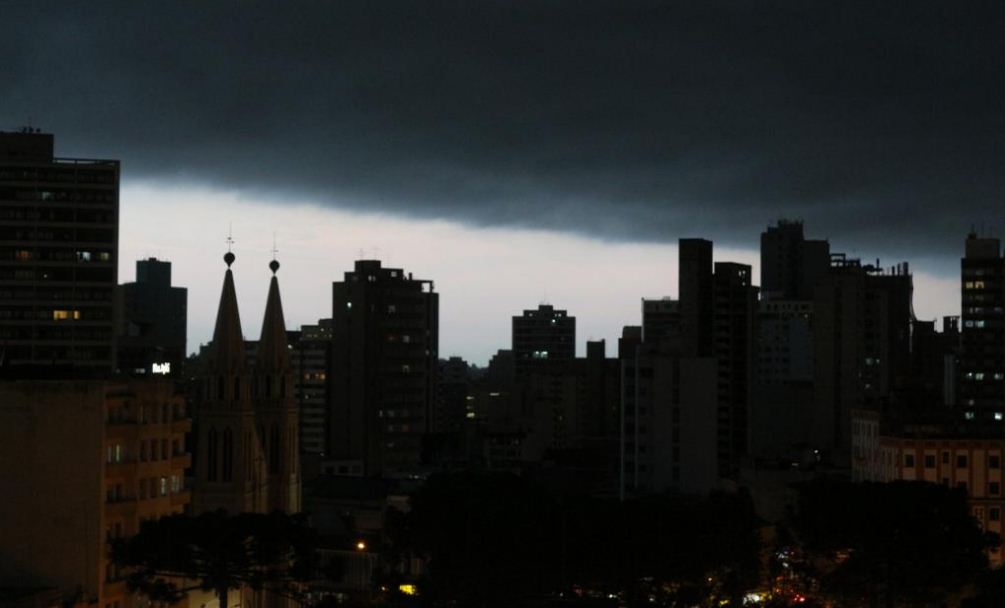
[152,362,171,375]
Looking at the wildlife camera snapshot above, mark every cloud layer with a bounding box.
[4,1,1003,262]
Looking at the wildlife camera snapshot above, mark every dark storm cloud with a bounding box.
[3,1,1003,262]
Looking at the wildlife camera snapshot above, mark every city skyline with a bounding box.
[118,179,960,365]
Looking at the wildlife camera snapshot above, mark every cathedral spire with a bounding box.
[207,249,247,373]
[256,256,290,374]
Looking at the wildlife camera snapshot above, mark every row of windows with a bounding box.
[5,249,112,263]
[0,227,114,243]
[903,451,1002,469]
[136,475,182,500]
[0,167,116,184]
[107,402,186,424]
[0,307,110,321]
[0,207,113,222]
[0,266,114,282]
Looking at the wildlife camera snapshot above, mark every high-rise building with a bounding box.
[760,219,830,301]
[0,130,119,377]
[812,255,913,463]
[679,238,714,356]
[116,257,187,376]
[328,260,438,478]
[292,319,333,459]
[512,304,575,376]
[712,262,757,478]
[959,234,1005,420]
[750,300,815,460]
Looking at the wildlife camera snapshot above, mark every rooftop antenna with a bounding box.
[271,232,278,261]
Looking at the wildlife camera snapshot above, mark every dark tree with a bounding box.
[790,479,997,607]
[391,471,762,607]
[110,510,319,608]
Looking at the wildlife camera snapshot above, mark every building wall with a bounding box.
[329,261,438,478]
[0,380,191,607]
[0,132,119,377]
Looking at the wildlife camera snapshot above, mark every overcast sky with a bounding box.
[4,1,997,363]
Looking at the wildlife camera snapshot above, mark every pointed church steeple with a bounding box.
[256,257,291,373]
[207,250,247,373]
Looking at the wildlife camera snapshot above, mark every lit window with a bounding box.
[996,412,1004,421]
[52,310,80,321]
[76,251,92,262]
[14,250,33,262]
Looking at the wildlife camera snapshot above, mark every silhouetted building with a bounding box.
[813,255,913,464]
[293,319,333,460]
[959,234,1005,420]
[641,298,681,346]
[750,300,815,461]
[0,130,119,377]
[712,262,757,478]
[760,219,830,301]
[512,304,575,376]
[116,258,187,376]
[679,239,714,357]
[436,357,471,435]
[328,260,438,478]
[192,252,300,515]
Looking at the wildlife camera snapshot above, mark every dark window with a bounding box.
[904,453,915,467]
[269,425,280,473]
[924,454,936,468]
[990,482,1001,496]
[990,455,1001,469]
[222,429,233,482]
[991,508,1001,522]
[207,429,218,482]
[957,454,968,468]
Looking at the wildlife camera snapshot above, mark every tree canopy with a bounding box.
[110,510,319,608]
[789,479,998,607]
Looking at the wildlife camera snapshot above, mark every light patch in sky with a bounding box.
[119,182,960,366]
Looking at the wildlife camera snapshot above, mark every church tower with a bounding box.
[253,257,301,513]
[192,250,269,515]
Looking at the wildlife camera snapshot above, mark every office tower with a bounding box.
[192,252,300,515]
[116,257,187,376]
[0,379,190,608]
[512,304,575,376]
[713,262,757,478]
[329,260,438,478]
[959,234,1005,420]
[679,239,714,356]
[292,319,333,459]
[812,256,913,463]
[0,130,119,377]
[641,298,681,345]
[437,356,471,435]
[760,219,831,301]
[750,300,815,460]
[619,331,718,498]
